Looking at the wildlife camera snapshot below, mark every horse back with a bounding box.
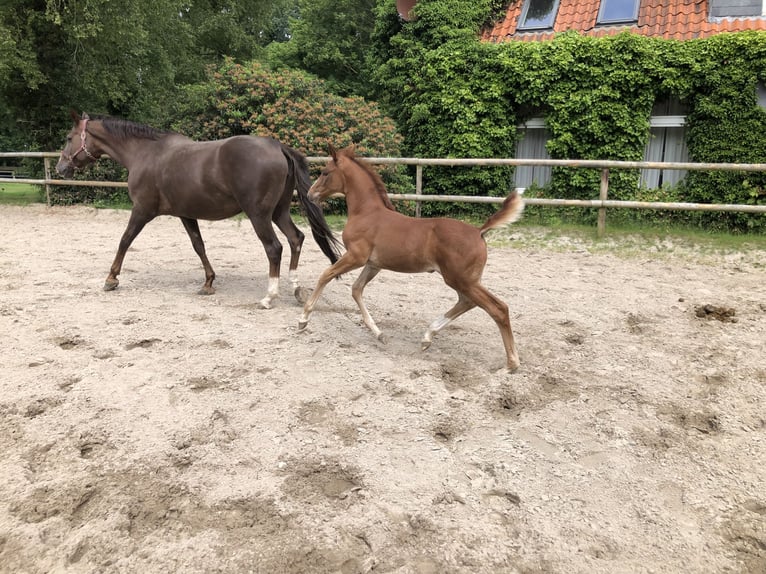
[129,135,290,220]
[360,210,486,275]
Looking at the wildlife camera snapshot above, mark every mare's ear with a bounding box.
[328,144,338,161]
[343,144,356,157]
[82,112,90,120]
[69,109,81,124]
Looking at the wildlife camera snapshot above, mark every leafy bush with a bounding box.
[370,1,766,232]
[171,58,409,207]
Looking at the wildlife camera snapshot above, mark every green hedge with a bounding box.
[372,0,766,231]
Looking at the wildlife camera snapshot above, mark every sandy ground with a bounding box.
[1,203,765,574]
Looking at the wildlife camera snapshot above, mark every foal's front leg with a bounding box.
[104,210,152,291]
[298,255,363,331]
[351,264,384,341]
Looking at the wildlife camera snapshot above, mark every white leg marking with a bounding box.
[259,277,280,309]
[289,270,299,292]
[422,314,452,347]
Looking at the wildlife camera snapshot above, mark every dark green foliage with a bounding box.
[169,59,409,212]
[370,1,766,231]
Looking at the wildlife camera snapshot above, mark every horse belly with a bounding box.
[369,249,436,274]
[157,167,241,220]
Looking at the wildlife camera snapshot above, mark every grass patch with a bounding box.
[0,182,44,205]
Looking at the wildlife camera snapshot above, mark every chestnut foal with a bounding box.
[298,145,525,371]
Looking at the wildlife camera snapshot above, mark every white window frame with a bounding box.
[641,100,689,189]
[515,118,552,189]
[517,0,561,31]
[597,0,640,25]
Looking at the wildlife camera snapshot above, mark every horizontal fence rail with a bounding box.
[2,151,765,236]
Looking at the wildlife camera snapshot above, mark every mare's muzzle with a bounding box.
[56,158,75,179]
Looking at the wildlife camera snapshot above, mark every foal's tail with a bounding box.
[281,144,343,264]
[479,190,525,237]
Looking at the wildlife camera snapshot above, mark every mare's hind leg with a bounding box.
[249,218,283,309]
[421,293,476,350]
[351,264,383,340]
[104,210,153,291]
[462,283,519,372]
[272,209,307,303]
[180,217,216,295]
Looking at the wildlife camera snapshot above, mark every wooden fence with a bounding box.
[2,151,765,237]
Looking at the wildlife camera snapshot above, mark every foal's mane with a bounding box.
[93,115,172,142]
[344,150,396,212]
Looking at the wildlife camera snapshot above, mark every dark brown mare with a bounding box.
[56,111,342,308]
[298,145,525,371]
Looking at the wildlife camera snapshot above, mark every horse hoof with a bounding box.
[294,286,311,305]
[103,280,118,292]
[377,333,388,344]
[507,361,520,373]
[198,287,215,296]
[421,340,432,351]
[297,321,308,331]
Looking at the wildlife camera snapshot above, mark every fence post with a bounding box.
[43,157,52,207]
[415,164,423,218]
[597,168,609,237]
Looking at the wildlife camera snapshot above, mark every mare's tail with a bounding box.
[281,143,343,264]
[479,190,525,237]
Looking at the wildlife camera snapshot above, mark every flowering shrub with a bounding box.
[171,59,409,209]
[173,58,402,159]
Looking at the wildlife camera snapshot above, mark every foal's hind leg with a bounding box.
[351,264,384,340]
[180,217,216,295]
[272,210,307,303]
[421,293,476,350]
[104,210,152,291]
[463,283,520,372]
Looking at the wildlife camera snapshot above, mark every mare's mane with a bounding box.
[344,150,396,212]
[92,115,173,142]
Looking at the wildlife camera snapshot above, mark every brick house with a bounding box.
[398,1,766,189]
[485,0,766,189]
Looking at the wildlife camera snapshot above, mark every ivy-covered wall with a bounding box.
[372,0,766,231]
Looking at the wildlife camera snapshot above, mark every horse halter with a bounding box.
[62,119,97,163]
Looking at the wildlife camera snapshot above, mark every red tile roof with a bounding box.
[482,0,766,42]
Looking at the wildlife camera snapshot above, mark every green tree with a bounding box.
[266,0,378,97]
[0,0,291,152]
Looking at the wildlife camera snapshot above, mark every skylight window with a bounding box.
[597,0,640,24]
[517,0,560,31]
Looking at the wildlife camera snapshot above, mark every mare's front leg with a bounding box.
[104,210,153,291]
[298,254,364,331]
[180,217,216,295]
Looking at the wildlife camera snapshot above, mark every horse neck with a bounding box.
[87,123,144,170]
[343,163,391,216]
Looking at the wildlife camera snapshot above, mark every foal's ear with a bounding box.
[69,109,81,124]
[328,144,338,161]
